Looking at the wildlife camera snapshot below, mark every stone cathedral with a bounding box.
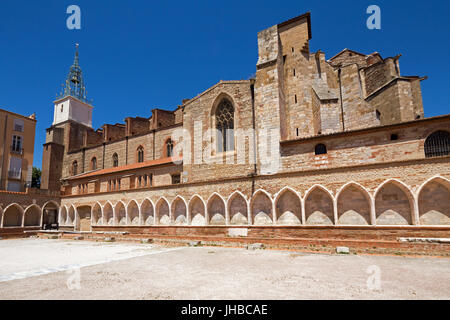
[37,13,449,238]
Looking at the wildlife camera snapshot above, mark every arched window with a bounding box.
[91,157,97,170]
[425,131,450,158]
[112,153,119,167]
[215,99,235,152]
[137,146,144,163]
[166,139,174,157]
[315,144,327,155]
[72,161,78,176]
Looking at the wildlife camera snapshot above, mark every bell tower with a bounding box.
[53,44,93,127]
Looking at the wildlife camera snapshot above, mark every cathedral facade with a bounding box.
[40,13,450,233]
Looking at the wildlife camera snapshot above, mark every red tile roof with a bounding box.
[68,157,182,180]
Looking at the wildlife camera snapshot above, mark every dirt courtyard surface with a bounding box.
[0,238,449,300]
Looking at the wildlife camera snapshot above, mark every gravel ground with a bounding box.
[0,238,449,300]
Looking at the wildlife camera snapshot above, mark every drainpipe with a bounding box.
[82,148,86,173]
[152,130,156,160]
[338,68,345,131]
[250,81,257,197]
[0,114,8,190]
[125,136,129,165]
[102,143,105,169]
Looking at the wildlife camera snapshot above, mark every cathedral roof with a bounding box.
[66,156,182,181]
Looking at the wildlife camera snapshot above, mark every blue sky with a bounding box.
[1,0,449,169]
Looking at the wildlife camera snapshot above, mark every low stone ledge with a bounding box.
[398,238,450,244]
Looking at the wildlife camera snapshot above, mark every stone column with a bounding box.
[370,198,376,226]
[333,199,338,226]
[272,201,277,226]
[301,198,306,225]
[247,201,252,225]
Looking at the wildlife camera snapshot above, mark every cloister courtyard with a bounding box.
[0,238,448,300]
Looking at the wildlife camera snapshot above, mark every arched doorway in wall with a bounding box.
[103,202,114,226]
[67,206,75,227]
[42,201,59,228]
[91,203,102,226]
[24,205,41,227]
[251,191,273,226]
[375,181,413,225]
[189,196,206,226]
[115,202,126,226]
[172,197,187,225]
[337,184,371,225]
[127,200,140,225]
[59,207,68,226]
[2,204,24,227]
[228,192,248,225]
[304,186,334,225]
[155,198,170,225]
[275,188,302,225]
[141,199,154,225]
[418,178,450,225]
[76,206,92,231]
[207,194,226,225]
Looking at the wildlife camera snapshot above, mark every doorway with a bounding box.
[76,206,92,231]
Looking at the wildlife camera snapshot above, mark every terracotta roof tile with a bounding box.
[68,157,182,180]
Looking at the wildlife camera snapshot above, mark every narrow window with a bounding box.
[293,69,296,76]
[149,174,153,187]
[291,47,294,53]
[91,157,97,170]
[112,153,119,167]
[12,135,22,153]
[424,131,450,158]
[72,161,78,176]
[295,95,297,104]
[137,146,144,163]
[315,144,327,155]
[166,139,174,157]
[215,99,235,153]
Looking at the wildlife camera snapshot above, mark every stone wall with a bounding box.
[59,156,450,229]
[0,189,60,228]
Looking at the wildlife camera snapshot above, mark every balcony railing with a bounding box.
[10,146,24,155]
